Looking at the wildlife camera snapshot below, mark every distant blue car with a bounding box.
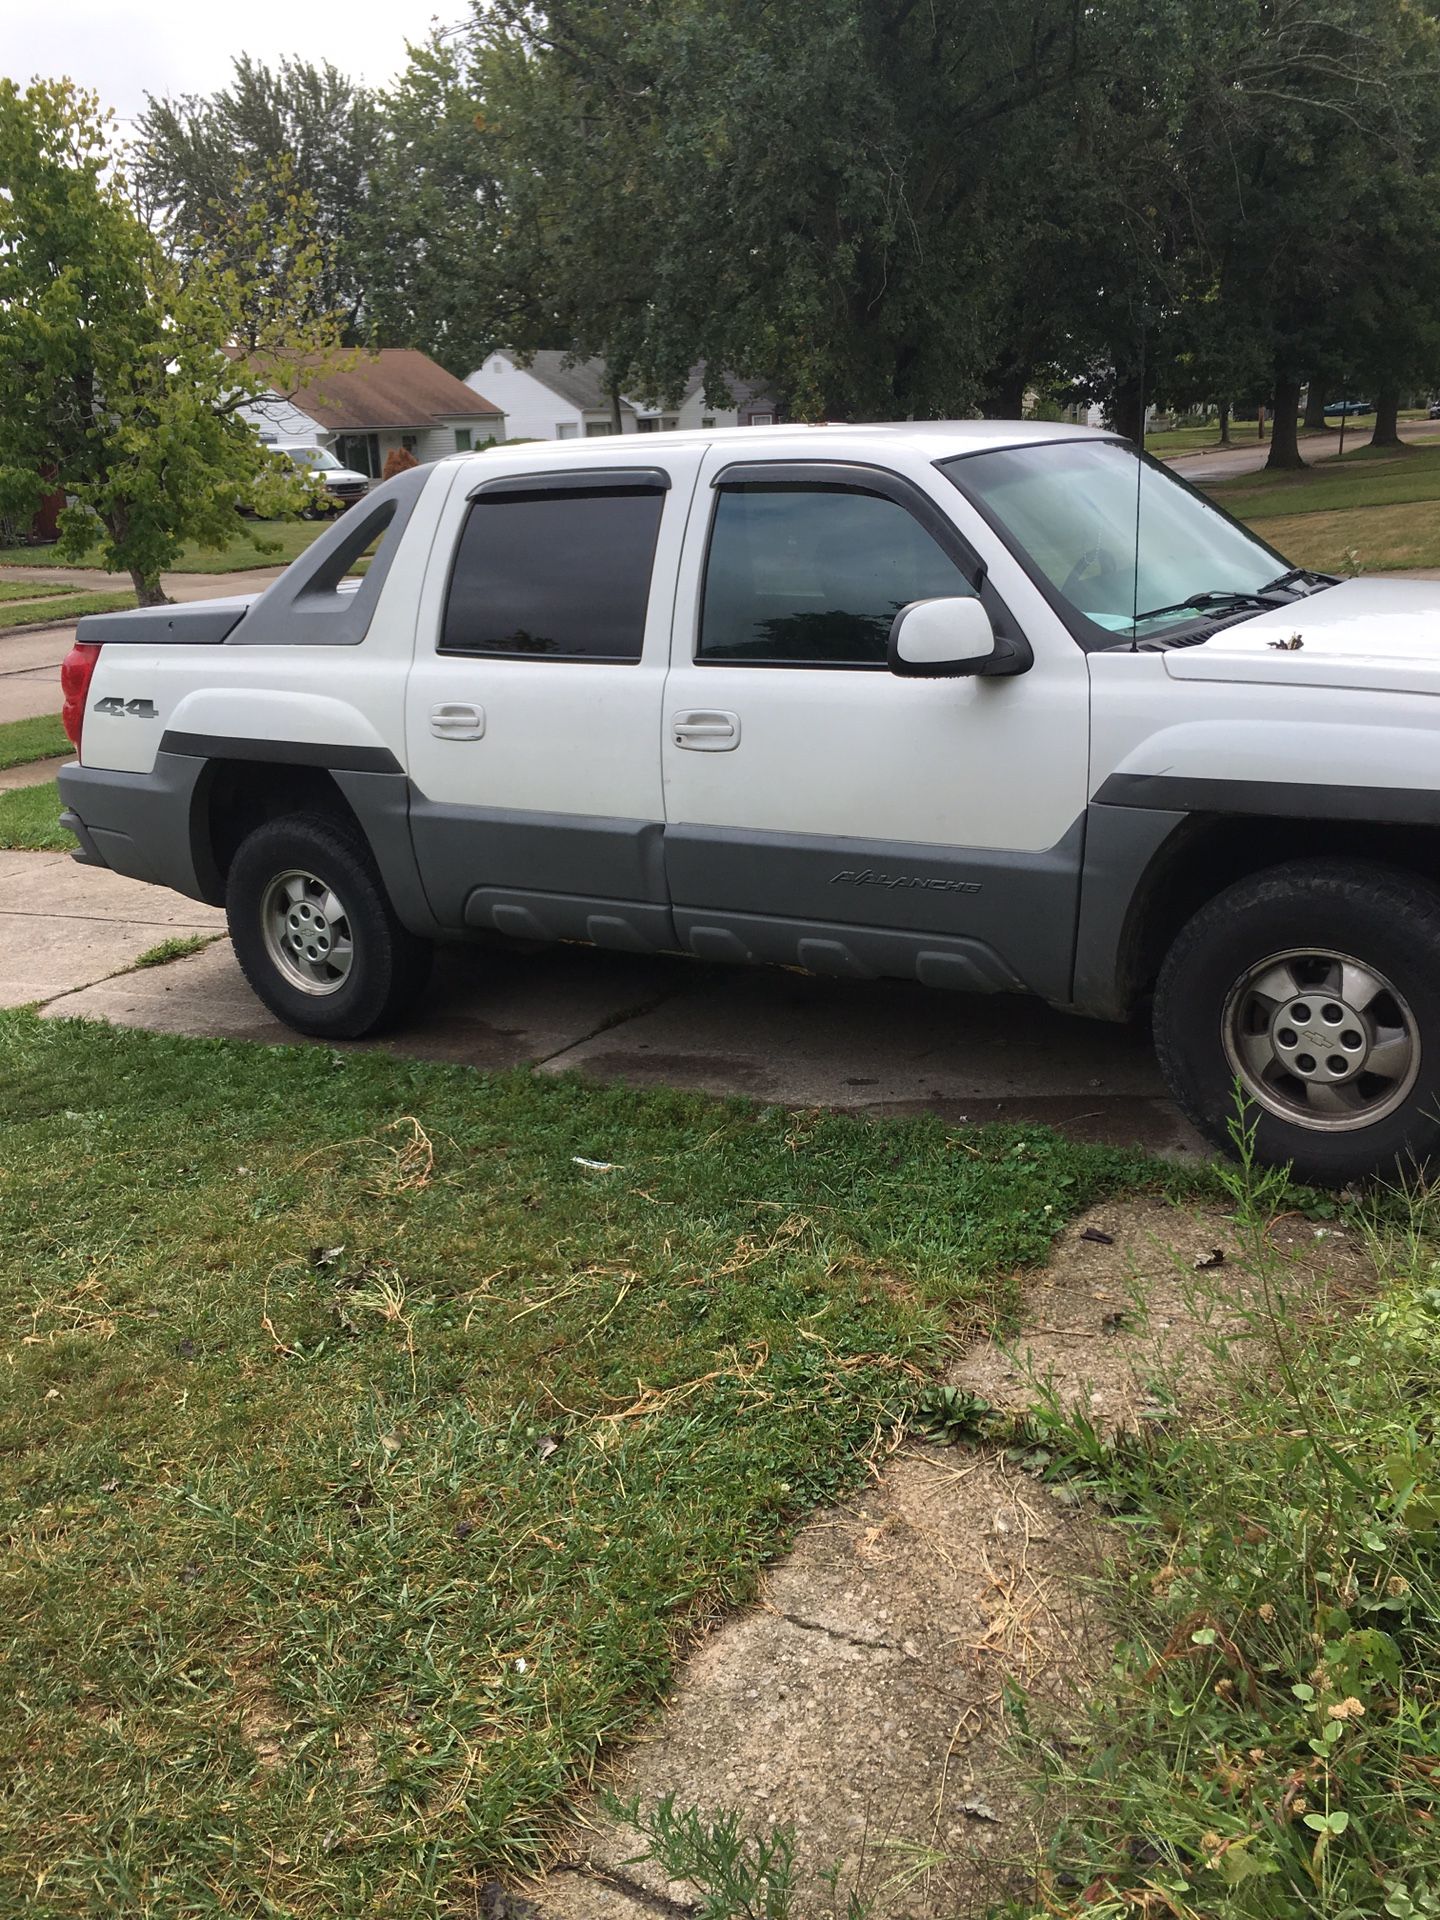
[1325,400,1373,416]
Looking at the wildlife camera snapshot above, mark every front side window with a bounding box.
[441,485,665,662]
[699,483,973,667]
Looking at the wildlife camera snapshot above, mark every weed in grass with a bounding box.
[1003,1098,1440,1919]
[610,1793,874,1919]
[0,1011,1163,1915]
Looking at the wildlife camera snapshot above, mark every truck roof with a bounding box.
[448,418,1115,474]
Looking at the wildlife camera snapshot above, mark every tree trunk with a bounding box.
[609,381,624,435]
[1303,379,1328,432]
[983,360,1029,419]
[1265,377,1305,470]
[1218,401,1231,446]
[129,568,170,607]
[1110,372,1144,446]
[1370,384,1403,449]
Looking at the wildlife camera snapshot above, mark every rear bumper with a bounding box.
[57,756,217,903]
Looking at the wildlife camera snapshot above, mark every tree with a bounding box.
[0,78,344,604]
[358,34,508,375]
[134,56,384,339]
[461,0,1096,419]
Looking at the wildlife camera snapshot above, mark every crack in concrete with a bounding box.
[774,1608,897,1653]
[529,981,694,1073]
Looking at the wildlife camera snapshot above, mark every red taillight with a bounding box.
[60,642,101,756]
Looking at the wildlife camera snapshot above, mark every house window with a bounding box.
[701,417,716,429]
[556,423,579,440]
[584,421,614,437]
[440,484,667,662]
[636,418,658,433]
[402,434,417,453]
[698,482,972,668]
[748,412,775,427]
[454,428,473,452]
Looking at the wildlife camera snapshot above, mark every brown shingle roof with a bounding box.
[244,348,502,432]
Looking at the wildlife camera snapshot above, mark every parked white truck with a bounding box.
[55,422,1440,1182]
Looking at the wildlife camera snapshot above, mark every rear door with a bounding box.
[657,453,1091,1001]
[405,453,703,941]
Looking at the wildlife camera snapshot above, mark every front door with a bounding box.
[405,452,703,942]
[658,454,1091,1002]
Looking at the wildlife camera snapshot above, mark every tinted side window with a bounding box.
[698,484,973,666]
[441,486,665,661]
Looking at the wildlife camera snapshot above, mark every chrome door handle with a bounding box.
[672,709,740,751]
[430,702,485,740]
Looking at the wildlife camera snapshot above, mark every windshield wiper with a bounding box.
[1260,566,1338,596]
[1133,588,1281,624]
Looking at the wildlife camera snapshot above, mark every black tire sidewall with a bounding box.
[1155,863,1440,1183]
[227,815,414,1039]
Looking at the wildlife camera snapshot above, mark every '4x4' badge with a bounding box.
[93,696,158,719]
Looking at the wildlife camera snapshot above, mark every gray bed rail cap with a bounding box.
[77,596,256,647]
[226,462,432,647]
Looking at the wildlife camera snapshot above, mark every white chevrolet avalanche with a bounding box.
[54,422,1440,1183]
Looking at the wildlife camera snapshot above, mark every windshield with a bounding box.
[944,439,1290,642]
[285,447,343,472]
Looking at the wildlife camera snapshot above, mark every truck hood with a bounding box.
[1162,578,1440,694]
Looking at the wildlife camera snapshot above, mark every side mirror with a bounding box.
[887,595,1030,678]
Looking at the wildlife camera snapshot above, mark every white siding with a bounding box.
[240,390,324,445]
[467,353,586,441]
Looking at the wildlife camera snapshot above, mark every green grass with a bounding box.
[0,1010,1166,1915]
[0,579,69,604]
[128,933,219,970]
[0,778,71,850]
[1207,442,1440,521]
[1000,1133,1440,1920]
[0,522,330,576]
[0,714,68,772]
[0,588,136,630]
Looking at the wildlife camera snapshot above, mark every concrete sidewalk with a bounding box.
[2,849,1200,1155]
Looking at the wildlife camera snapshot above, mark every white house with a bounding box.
[238,348,506,477]
[467,351,780,440]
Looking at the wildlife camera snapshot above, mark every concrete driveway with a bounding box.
[2,849,1200,1155]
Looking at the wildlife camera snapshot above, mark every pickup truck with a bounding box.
[55,422,1440,1185]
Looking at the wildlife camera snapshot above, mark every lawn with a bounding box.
[0,579,69,604]
[0,1010,1160,1914]
[0,522,330,576]
[1207,441,1440,574]
[0,588,136,631]
[0,780,70,849]
[0,714,69,772]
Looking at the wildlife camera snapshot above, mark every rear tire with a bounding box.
[227,812,432,1039]
[1154,859,1440,1184]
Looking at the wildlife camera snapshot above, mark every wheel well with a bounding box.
[192,761,362,902]
[1123,813,1440,1006]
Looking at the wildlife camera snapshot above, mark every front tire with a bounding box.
[1154,859,1440,1184]
[227,812,432,1039]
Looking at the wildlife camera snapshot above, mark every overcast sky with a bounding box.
[8,0,455,127]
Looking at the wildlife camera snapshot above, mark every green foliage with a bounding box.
[0,79,341,603]
[134,55,384,340]
[1007,1112,1440,1918]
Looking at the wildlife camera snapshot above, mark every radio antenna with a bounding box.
[1130,312,1146,651]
